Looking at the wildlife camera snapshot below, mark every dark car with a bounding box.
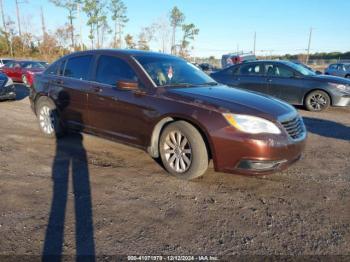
[0,73,16,101]
[199,63,218,73]
[0,60,46,85]
[29,50,306,180]
[211,60,350,112]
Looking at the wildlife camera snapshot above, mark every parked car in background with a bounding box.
[30,50,306,180]
[0,58,15,68]
[325,63,350,78]
[0,60,47,86]
[0,73,15,101]
[211,60,350,112]
[198,63,218,73]
[221,53,256,68]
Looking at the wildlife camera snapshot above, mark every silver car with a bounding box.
[325,63,350,78]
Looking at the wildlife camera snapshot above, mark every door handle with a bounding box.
[91,86,102,93]
[267,79,272,82]
[52,79,64,85]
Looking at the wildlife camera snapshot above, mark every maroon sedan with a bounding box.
[0,60,46,87]
[29,50,307,180]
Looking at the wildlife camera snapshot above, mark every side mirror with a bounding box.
[116,80,139,91]
[315,70,322,75]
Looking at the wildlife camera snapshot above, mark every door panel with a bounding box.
[264,63,303,104]
[49,76,89,128]
[235,63,269,95]
[87,54,153,147]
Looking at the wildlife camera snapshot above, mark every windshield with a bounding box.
[135,55,217,87]
[286,61,316,76]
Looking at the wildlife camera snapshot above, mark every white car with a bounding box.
[0,58,15,68]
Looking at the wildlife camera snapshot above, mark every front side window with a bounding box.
[95,55,137,86]
[239,64,263,76]
[45,61,60,76]
[64,55,93,80]
[265,64,294,78]
[135,55,215,87]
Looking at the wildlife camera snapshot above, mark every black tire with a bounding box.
[304,90,330,112]
[159,121,208,180]
[345,75,350,79]
[35,97,64,138]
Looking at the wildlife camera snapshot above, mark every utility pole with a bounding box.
[40,6,46,37]
[15,0,22,37]
[253,31,256,55]
[306,27,313,64]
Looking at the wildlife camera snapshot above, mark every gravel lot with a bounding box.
[0,84,349,258]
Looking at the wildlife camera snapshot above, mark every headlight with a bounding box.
[329,83,350,93]
[223,113,281,134]
[4,78,13,87]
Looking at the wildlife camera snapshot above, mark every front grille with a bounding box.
[281,116,305,140]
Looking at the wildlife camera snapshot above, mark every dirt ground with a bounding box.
[0,84,349,258]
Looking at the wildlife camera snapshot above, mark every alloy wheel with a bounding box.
[163,131,192,173]
[39,106,55,135]
[309,93,327,111]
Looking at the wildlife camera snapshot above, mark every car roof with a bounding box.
[62,49,177,60]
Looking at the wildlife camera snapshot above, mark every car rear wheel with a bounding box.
[36,98,64,138]
[304,90,330,112]
[159,121,208,180]
[345,75,350,79]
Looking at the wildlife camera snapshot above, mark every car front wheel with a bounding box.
[304,90,330,112]
[159,121,209,180]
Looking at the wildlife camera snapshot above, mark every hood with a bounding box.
[167,85,296,121]
[307,74,350,85]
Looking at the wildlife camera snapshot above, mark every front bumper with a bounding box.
[332,94,350,107]
[211,126,307,175]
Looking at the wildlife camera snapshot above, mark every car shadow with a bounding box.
[303,117,350,141]
[42,123,95,261]
[15,84,29,100]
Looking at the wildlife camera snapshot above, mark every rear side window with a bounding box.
[64,55,93,80]
[95,55,137,86]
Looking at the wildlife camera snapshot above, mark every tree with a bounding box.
[180,23,199,58]
[109,0,128,48]
[153,16,171,53]
[169,6,185,54]
[137,26,154,51]
[83,0,108,49]
[124,34,135,49]
[50,0,80,50]
[0,0,12,55]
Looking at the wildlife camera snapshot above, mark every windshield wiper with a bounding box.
[198,82,219,86]
[159,82,219,88]
[159,83,197,88]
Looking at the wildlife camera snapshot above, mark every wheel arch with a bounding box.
[302,88,333,106]
[147,115,214,161]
